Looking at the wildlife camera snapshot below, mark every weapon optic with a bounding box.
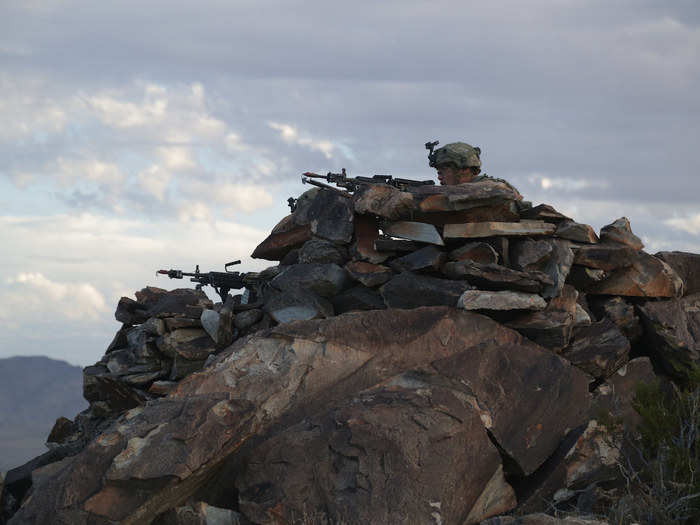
[157,260,248,303]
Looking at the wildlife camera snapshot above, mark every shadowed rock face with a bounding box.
[9,307,590,525]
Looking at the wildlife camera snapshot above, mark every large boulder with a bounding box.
[270,263,350,298]
[10,307,590,525]
[380,273,471,308]
[655,251,700,296]
[637,293,700,380]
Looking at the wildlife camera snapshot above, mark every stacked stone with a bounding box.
[249,180,696,386]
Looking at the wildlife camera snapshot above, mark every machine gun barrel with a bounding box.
[156,261,247,303]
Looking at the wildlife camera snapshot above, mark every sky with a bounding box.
[1,0,699,366]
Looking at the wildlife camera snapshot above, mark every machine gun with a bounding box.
[157,261,248,303]
[301,168,434,194]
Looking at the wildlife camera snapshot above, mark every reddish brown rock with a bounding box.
[449,242,499,264]
[585,252,684,298]
[600,217,643,250]
[351,213,388,264]
[519,203,572,223]
[655,251,700,296]
[344,260,393,287]
[353,184,414,220]
[11,308,590,524]
[411,180,522,211]
[251,223,312,261]
[414,201,519,225]
[588,296,643,343]
[573,244,638,271]
[555,221,599,244]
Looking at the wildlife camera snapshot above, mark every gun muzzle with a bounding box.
[157,269,183,279]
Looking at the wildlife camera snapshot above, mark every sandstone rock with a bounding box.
[344,261,393,287]
[382,220,444,245]
[251,224,312,261]
[655,251,700,295]
[156,329,215,361]
[573,244,638,271]
[154,502,243,525]
[10,308,589,524]
[413,201,519,225]
[588,296,643,343]
[380,273,471,308]
[507,285,579,350]
[264,287,334,324]
[331,285,386,314]
[458,290,547,311]
[306,190,354,244]
[600,216,643,250]
[298,238,348,265]
[637,293,700,380]
[350,213,388,264]
[555,221,599,244]
[270,263,350,298]
[410,179,521,211]
[561,320,630,380]
[519,203,572,223]
[449,242,499,264]
[443,261,553,293]
[389,245,446,273]
[353,184,414,220]
[444,221,556,239]
[233,309,263,331]
[235,382,516,525]
[586,252,684,298]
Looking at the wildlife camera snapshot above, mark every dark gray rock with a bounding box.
[298,239,348,265]
[344,261,393,287]
[264,288,334,324]
[519,203,572,223]
[443,261,552,293]
[389,245,446,273]
[234,309,263,331]
[270,263,350,298]
[511,238,553,272]
[566,265,606,290]
[307,190,354,244]
[555,221,599,244]
[573,244,638,271]
[380,273,471,308]
[114,297,149,325]
[449,241,499,264]
[331,285,386,314]
[588,296,643,344]
[458,290,547,311]
[156,329,216,361]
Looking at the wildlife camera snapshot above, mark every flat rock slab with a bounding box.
[444,221,556,239]
[573,244,638,271]
[263,288,333,324]
[11,307,589,524]
[585,251,684,298]
[382,221,444,246]
[352,214,387,264]
[443,261,552,293]
[373,237,420,253]
[555,221,599,244]
[389,245,446,273]
[156,329,215,361]
[655,251,700,296]
[380,273,471,308]
[519,204,572,223]
[560,319,630,380]
[306,190,354,244]
[458,290,547,311]
[637,293,700,380]
[413,201,519,225]
[410,180,521,211]
[270,263,350,298]
[298,239,348,265]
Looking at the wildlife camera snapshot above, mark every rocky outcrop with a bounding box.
[4,176,697,524]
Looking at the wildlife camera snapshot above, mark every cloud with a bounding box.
[665,214,700,235]
[269,122,337,159]
[528,174,610,192]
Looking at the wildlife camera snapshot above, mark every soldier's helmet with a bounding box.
[428,142,482,169]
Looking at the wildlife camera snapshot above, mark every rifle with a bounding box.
[157,261,248,303]
[302,168,435,194]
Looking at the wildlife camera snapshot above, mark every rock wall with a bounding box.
[2,179,699,524]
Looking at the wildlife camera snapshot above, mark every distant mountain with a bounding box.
[0,356,87,473]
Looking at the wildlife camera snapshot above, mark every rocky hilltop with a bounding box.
[2,180,699,524]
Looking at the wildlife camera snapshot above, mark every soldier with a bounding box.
[427,141,484,186]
